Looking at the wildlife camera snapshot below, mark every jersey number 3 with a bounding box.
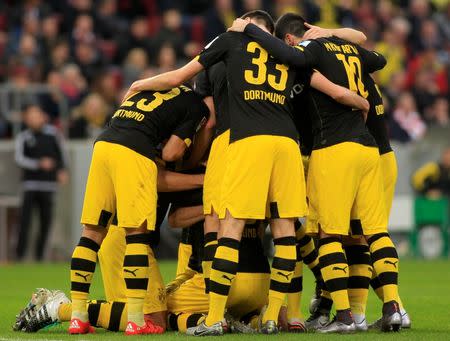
[335,54,368,98]
[244,42,288,91]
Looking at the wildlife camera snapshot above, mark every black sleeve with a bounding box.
[172,93,209,143]
[243,24,317,68]
[194,70,212,98]
[357,46,387,73]
[197,34,230,69]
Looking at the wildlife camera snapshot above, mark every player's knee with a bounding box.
[82,224,107,244]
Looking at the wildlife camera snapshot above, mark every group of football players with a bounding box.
[14,9,412,336]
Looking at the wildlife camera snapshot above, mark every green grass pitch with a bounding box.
[1,259,449,340]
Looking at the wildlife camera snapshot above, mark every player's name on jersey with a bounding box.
[323,42,359,55]
[112,109,145,122]
[244,90,286,105]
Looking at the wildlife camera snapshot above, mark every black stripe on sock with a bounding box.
[319,252,347,268]
[125,233,151,244]
[71,258,96,272]
[123,254,149,267]
[318,237,341,247]
[303,250,318,265]
[209,280,230,296]
[270,280,291,293]
[298,235,312,247]
[348,276,371,289]
[108,302,125,331]
[378,272,398,285]
[288,277,303,293]
[296,245,302,261]
[204,232,218,243]
[212,258,238,274]
[274,236,296,246]
[186,314,204,328]
[367,233,390,245]
[204,245,217,261]
[87,303,101,326]
[168,313,179,331]
[124,278,149,290]
[312,265,322,279]
[272,257,296,271]
[218,237,240,250]
[370,277,382,290]
[78,237,100,252]
[324,278,348,292]
[371,247,398,263]
[71,282,90,293]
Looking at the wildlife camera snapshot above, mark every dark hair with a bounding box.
[240,10,275,34]
[274,13,307,40]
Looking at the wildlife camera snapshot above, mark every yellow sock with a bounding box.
[295,221,321,281]
[287,259,304,321]
[124,234,151,326]
[368,233,399,303]
[202,232,218,293]
[318,237,350,311]
[205,238,239,326]
[344,245,372,316]
[263,237,296,323]
[70,237,100,322]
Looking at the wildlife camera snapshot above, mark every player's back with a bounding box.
[363,73,392,155]
[195,62,230,136]
[198,32,299,143]
[304,37,377,149]
[97,86,208,160]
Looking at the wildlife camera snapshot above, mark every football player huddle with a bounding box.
[14,10,411,336]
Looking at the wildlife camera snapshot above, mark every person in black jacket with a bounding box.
[14,104,68,261]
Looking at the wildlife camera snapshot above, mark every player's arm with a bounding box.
[157,168,204,192]
[228,20,316,68]
[161,135,190,162]
[184,96,215,169]
[357,46,387,73]
[311,71,369,118]
[168,205,204,228]
[303,23,367,45]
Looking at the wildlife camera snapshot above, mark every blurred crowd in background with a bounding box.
[0,0,448,142]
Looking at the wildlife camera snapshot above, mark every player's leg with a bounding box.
[112,143,162,335]
[202,130,229,292]
[356,148,401,332]
[262,136,308,333]
[343,235,372,331]
[204,213,244,327]
[70,142,115,334]
[307,143,364,333]
[286,244,306,332]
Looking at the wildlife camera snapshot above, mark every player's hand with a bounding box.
[39,157,55,171]
[227,18,250,33]
[303,23,332,40]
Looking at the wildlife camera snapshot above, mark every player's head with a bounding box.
[240,10,274,34]
[22,103,48,131]
[274,13,307,46]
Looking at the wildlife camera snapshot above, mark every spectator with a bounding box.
[14,104,68,261]
[122,48,148,87]
[74,41,103,82]
[59,64,88,107]
[425,97,450,126]
[412,147,450,198]
[204,0,235,42]
[152,8,186,60]
[68,93,109,139]
[115,17,152,64]
[390,92,427,143]
[156,43,178,73]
